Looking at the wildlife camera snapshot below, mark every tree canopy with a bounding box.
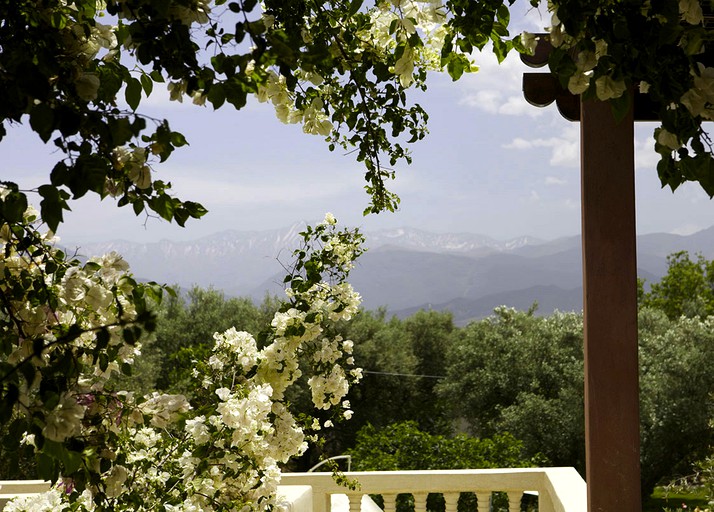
[3,0,714,236]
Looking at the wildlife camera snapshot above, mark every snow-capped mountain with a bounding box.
[61,224,714,325]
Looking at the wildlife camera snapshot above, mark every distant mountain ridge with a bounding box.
[64,224,714,325]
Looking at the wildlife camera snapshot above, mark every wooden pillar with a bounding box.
[580,97,641,511]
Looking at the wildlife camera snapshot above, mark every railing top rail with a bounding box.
[281,467,562,494]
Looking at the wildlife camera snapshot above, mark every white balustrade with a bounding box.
[0,480,50,510]
[1,468,586,512]
[280,468,586,512]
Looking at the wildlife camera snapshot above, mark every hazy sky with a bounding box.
[4,4,714,244]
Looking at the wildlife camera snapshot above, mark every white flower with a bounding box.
[75,72,100,101]
[185,416,211,444]
[43,394,86,442]
[139,393,191,428]
[656,128,681,150]
[4,488,64,512]
[105,464,129,497]
[521,31,537,55]
[680,0,704,24]
[215,387,231,401]
[168,81,187,102]
[568,71,592,95]
[128,164,151,189]
[595,75,627,100]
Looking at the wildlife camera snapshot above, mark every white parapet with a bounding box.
[0,468,586,512]
[280,468,586,512]
[0,480,51,510]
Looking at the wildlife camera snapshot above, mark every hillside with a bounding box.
[64,225,714,323]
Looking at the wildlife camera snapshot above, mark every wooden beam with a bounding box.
[580,96,641,512]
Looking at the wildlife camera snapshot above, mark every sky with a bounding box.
[4,3,714,245]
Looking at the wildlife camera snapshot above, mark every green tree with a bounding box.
[641,251,714,319]
[638,307,714,493]
[341,310,454,436]
[149,288,278,395]
[404,310,454,433]
[438,307,585,470]
[348,421,538,512]
[349,421,535,472]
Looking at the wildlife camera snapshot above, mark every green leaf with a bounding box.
[208,83,226,109]
[37,452,59,482]
[496,4,510,26]
[348,0,363,16]
[29,103,55,143]
[39,185,70,233]
[610,93,631,124]
[149,193,175,221]
[125,77,142,111]
[0,190,28,223]
[491,36,509,62]
[140,72,154,96]
[445,54,470,81]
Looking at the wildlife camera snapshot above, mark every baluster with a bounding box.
[382,494,397,512]
[443,492,460,512]
[475,492,491,512]
[506,491,522,512]
[413,493,429,512]
[347,494,362,512]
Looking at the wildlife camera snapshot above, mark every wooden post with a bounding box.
[580,96,641,511]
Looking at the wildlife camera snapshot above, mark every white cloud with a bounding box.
[502,137,533,150]
[452,47,545,118]
[634,135,658,170]
[545,176,566,185]
[670,223,705,236]
[563,198,579,210]
[502,125,580,167]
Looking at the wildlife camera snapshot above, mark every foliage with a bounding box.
[348,421,537,512]
[347,309,453,431]
[638,308,714,493]
[145,288,278,396]
[348,421,535,471]
[641,251,714,319]
[438,303,714,495]
[437,307,585,471]
[5,214,366,511]
[2,0,522,233]
[5,0,714,232]
[532,0,714,196]
[0,186,163,486]
[660,453,714,511]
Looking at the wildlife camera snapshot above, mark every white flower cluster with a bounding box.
[681,63,714,121]
[1,206,146,447]
[9,214,364,512]
[107,145,152,194]
[255,71,334,136]
[112,0,212,25]
[543,0,710,106]
[3,488,65,512]
[360,0,448,87]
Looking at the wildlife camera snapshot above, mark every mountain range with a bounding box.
[64,224,714,325]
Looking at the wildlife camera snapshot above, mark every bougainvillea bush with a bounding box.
[2,210,364,511]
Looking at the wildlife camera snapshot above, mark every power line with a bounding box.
[362,370,446,379]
